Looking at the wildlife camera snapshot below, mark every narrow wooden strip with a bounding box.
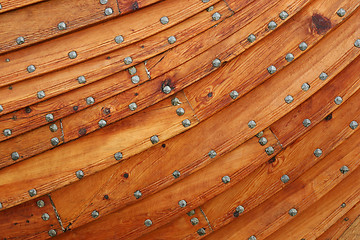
[0,0,46,13]
[0,0,120,54]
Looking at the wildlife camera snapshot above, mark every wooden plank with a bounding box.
[0,0,217,87]
[117,0,161,14]
[0,0,120,54]
[52,129,280,239]
[0,195,62,240]
[0,92,198,210]
[0,0,46,13]
[339,216,360,240]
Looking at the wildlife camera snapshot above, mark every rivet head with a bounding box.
[355,39,360,48]
[128,66,137,75]
[341,203,346,208]
[104,7,113,16]
[281,174,290,183]
[114,152,123,160]
[98,119,107,128]
[267,65,277,74]
[340,165,349,174]
[163,85,172,94]
[182,119,191,127]
[197,228,206,236]
[208,150,217,158]
[256,131,264,138]
[299,42,308,51]
[285,53,294,62]
[37,200,45,208]
[131,75,140,84]
[303,119,311,127]
[202,0,210,2]
[334,96,343,105]
[129,102,137,111]
[168,36,177,44]
[314,148,322,157]
[150,135,159,144]
[268,21,277,30]
[284,95,294,104]
[173,170,181,178]
[301,83,310,91]
[349,120,358,130]
[178,200,187,208]
[236,205,245,213]
[124,56,133,65]
[37,90,46,99]
[58,22,67,30]
[0,4,2,10]
[289,208,298,216]
[75,170,84,179]
[171,97,181,106]
[230,90,239,99]
[160,16,169,24]
[50,137,59,146]
[222,175,231,184]
[191,217,199,225]
[11,152,20,160]
[258,137,268,146]
[91,210,99,218]
[115,35,124,44]
[248,34,256,43]
[279,11,289,20]
[144,219,152,227]
[48,229,57,237]
[176,108,185,116]
[134,190,142,199]
[265,146,275,155]
[42,213,50,221]
[187,210,195,216]
[27,65,36,73]
[207,6,214,12]
[337,8,346,17]
[68,51,77,59]
[86,96,95,105]
[249,235,257,240]
[3,129,12,137]
[49,124,58,132]
[212,12,221,21]
[16,36,25,45]
[45,113,54,122]
[29,189,37,197]
[319,72,328,80]
[100,0,108,4]
[77,75,86,84]
[248,120,256,129]
[0,105,3,112]
[212,58,221,67]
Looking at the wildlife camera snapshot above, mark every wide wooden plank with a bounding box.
[0,0,45,13]
[0,0,120,54]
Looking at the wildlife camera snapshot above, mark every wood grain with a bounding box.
[0,0,46,13]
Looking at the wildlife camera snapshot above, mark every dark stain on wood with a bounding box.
[78,128,87,136]
[325,113,333,121]
[311,14,332,35]
[25,107,31,113]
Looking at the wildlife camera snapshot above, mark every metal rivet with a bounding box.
[236,205,245,213]
[11,152,20,160]
[212,58,221,67]
[314,148,322,157]
[3,129,12,137]
[42,213,50,221]
[48,229,57,237]
[256,131,264,138]
[207,6,214,12]
[131,75,140,84]
[191,217,199,225]
[202,0,210,2]
[144,219,152,227]
[100,0,108,4]
[91,210,99,218]
[77,75,86,84]
[29,189,37,197]
[27,65,36,73]
[129,102,137,111]
[265,146,275,155]
[160,16,169,24]
[299,42,308,51]
[341,203,346,208]
[168,36,177,44]
[340,166,349,174]
[115,35,124,44]
[267,65,277,74]
[289,208,298,216]
[16,36,25,45]
[58,22,67,30]
[37,90,46,99]
[230,90,239,99]
[171,97,182,106]
[98,119,107,128]
[0,105,3,112]
[37,200,45,208]
[134,190,142,199]
[104,7,113,16]
[350,120,358,130]
[222,175,231,184]
[45,113,54,122]
[337,8,346,17]
[178,200,187,208]
[258,137,268,146]
[124,57,133,65]
[75,170,84,179]
[187,210,195,216]
[173,170,180,178]
[268,21,277,30]
[281,174,290,183]
[249,236,257,240]
[0,4,2,10]
[303,119,311,127]
[208,150,217,158]
[319,72,328,80]
[197,228,206,236]
[284,95,294,104]
[150,135,159,144]
[248,120,256,129]
[355,39,360,48]
[49,124,58,132]
[301,83,310,91]
[163,85,172,94]
[279,11,289,20]
[285,53,294,62]
[212,12,221,21]
[248,34,256,43]
[182,119,191,127]
[50,137,59,146]
[176,108,185,116]
[334,96,343,105]
[86,97,95,105]
[68,51,77,59]
[114,152,123,160]
[128,66,137,75]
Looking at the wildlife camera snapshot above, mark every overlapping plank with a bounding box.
[0,0,45,13]
[117,0,161,14]
[0,0,120,54]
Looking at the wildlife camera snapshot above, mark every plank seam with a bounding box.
[48,194,65,231]
[199,206,214,232]
[59,118,65,142]
[269,126,284,149]
[222,0,235,14]
[144,60,152,79]
[183,90,200,122]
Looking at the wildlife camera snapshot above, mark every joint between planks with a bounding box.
[183,90,200,122]
[59,119,65,142]
[269,126,284,149]
[199,206,214,232]
[48,194,65,232]
[222,0,235,15]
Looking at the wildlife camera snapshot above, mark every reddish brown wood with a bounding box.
[116,0,161,14]
[0,0,46,13]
